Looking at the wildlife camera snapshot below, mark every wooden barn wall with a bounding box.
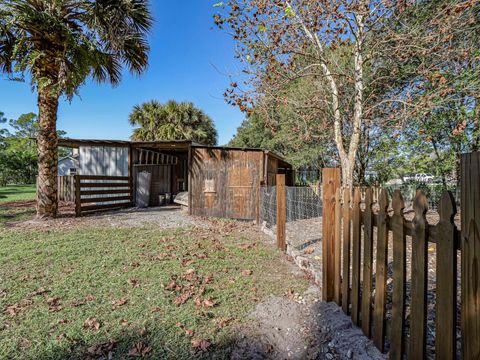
[79,146,128,176]
[266,156,278,185]
[190,148,263,220]
[134,165,172,206]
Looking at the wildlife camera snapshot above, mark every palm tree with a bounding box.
[0,1,152,218]
[129,100,218,145]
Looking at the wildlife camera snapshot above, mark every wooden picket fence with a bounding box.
[332,187,459,359]
[322,152,480,359]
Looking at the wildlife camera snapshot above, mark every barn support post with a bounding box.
[74,175,81,217]
[461,152,480,358]
[276,174,286,252]
[322,168,341,301]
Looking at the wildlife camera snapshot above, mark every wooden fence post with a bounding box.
[322,168,341,302]
[461,152,480,359]
[74,175,81,217]
[276,174,286,252]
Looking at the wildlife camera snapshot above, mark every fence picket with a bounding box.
[361,188,374,337]
[341,188,351,314]
[410,190,428,359]
[390,190,407,360]
[351,187,362,325]
[436,191,457,359]
[373,189,389,352]
[334,187,342,305]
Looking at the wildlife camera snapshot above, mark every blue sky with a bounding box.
[0,1,244,145]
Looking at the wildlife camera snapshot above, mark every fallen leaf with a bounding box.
[4,304,21,316]
[164,279,178,290]
[48,305,63,313]
[191,338,211,351]
[241,270,253,276]
[304,247,315,254]
[0,288,7,298]
[128,278,139,287]
[71,299,86,307]
[202,299,216,308]
[176,322,194,336]
[46,297,61,307]
[174,292,192,306]
[84,317,101,331]
[85,294,96,302]
[58,318,69,324]
[30,287,49,296]
[87,341,116,357]
[112,298,128,307]
[216,317,235,329]
[238,243,256,250]
[203,275,214,284]
[128,342,152,357]
[153,253,170,260]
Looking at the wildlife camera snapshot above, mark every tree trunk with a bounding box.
[36,86,59,218]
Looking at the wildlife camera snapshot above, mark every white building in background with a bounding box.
[58,148,79,176]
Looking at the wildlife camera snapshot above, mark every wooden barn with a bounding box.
[58,139,293,220]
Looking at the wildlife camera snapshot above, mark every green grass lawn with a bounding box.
[0,184,36,204]
[0,224,309,359]
[0,185,36,226]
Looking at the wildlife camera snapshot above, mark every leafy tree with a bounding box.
[215,0,396,186]
[0,112,68,186]
[369,0,480,187]
[129,100,218,145]
[0,1,153,218]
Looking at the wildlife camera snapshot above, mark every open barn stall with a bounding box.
[57,139,293,219]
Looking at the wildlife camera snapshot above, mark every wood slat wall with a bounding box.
[57,175,75,202]
[329,187,460,359]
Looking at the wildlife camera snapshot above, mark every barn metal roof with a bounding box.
[57,138,292,167]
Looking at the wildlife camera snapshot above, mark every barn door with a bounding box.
[226,155,259,219]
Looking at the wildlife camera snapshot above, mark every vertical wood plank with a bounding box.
[322,168,341,302]
[361,188,374,337]
[334,187,342,305]
[436,191,457,360]
[410,190,428,359]
[390,190,406,360]
[276,174,286,252]
[373,189,389,352]
[342,188,351,314]
[75,175,81,217]
[351,187,362,325]
[461,152,480,360]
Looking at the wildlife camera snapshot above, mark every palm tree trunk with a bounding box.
[36,86,59,218]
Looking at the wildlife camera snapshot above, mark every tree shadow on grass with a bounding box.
[25,329,240,360]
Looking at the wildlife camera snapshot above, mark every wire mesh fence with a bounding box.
[259,185,323,250]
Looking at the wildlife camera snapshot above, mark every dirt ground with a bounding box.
[3,203,385,359]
